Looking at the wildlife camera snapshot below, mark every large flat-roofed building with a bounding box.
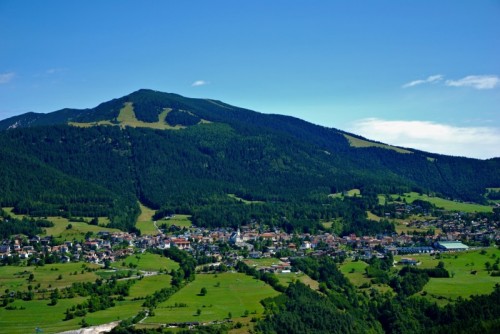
[435,241,469,251]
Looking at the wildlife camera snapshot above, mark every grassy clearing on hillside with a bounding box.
[329,189,361,198]
[276,272,320,291]
[115,253,179,272]
[366,211,382,221]
[395,247,500,303]
[44,218,118,242]
[69,103,201,130]
[2,208,116,241]
[404,192,492,212]
[127,274,172,299]
[135,221,159,236]
[69,120,115,127]
[0,263,101,293]
[339,260,371,287]
[395,192,492,213]
[136,203,159,235]
[343,134,412,154]
[160,214,192,228]
[227,194,264,204]
[144,273,279,324]
[116,103,183,130]
[241,258,320,290]
[339,260,393,294]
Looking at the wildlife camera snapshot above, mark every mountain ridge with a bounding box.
[0,89,421,157]
[0,89,498,232]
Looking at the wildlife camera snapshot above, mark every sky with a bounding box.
[1,1,499,159]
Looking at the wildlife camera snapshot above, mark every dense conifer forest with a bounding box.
[0,90,498,234]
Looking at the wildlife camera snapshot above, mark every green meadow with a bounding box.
[0,296,88,334]
[161,214,192,228]
[0,297,146,334]
[329,188,361,199]
[339,260,393,294]
[339,260,371,287]
[0,265,171,333]
[2,207,117,241]
[135,203,159,236]
[0,263,101,293]
[143,272,279,325]
[395,247,500,303]
[45,218,118,242]
[128,274,172,299]
[343,134,412,154]
[243,258,282,268]
[115,253,179,272]
[382,192,493,213]
[276,272,320,291]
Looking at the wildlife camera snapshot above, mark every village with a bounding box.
[1,208,499,271]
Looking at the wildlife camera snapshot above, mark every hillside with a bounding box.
[0,89,498,232]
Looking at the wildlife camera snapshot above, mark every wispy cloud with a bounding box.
[191,80,209,87]
[0,72,15,84]
[348,118,500,159]
[45,68,66,75]
[402,74,443,88]
[445,75,499,90]
[403,74,499,90]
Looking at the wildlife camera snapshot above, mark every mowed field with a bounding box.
[143,272,279,325]
[395,247,500,303]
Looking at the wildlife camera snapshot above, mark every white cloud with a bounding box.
[402,74,443,88]
[445,75,499,90]
[348,118,500,159]
[191,80,209,87]
[0,72,15,84]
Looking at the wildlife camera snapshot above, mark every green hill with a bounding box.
[0,89,498,232]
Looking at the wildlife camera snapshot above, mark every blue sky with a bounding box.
[1,1,499,158]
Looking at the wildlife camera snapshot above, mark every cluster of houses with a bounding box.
[406,212,499,244]
[1,210,497,266]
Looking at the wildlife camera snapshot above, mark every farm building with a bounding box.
[435,241,469,251]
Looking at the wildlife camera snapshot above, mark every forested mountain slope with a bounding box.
[0,89,498,232]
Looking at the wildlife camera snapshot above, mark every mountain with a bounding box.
[0,89,498,232]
